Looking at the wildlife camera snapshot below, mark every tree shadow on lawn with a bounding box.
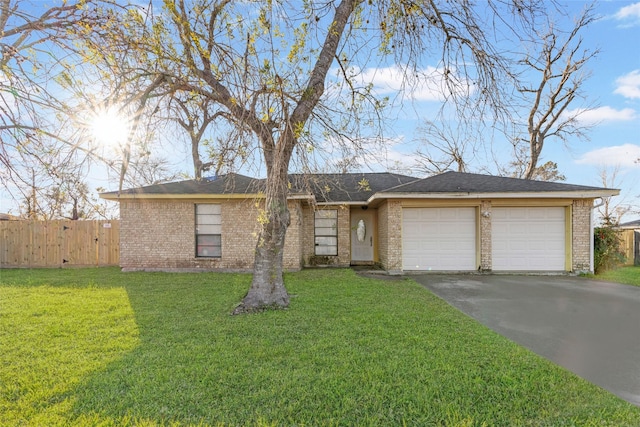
[66,270,640,426]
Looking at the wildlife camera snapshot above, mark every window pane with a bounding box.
[197,224,222,234]
[314,218,337,229]
[195,205,222,257]
[197,235,221,257]
[197,204,221,215]
[315,236,337,246]
[315,245,337,256]
[198,235,221,246]
[314,210,338,256]
[315,226,337,236]
[197,245,221,257]
[197,215,221,226]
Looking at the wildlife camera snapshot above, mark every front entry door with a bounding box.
[351,209,375,263]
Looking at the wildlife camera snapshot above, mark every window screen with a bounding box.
[196,204,221,257]
[315,210,337,256]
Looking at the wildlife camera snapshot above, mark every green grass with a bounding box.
[596,265,640,286]
[1,268,639,426]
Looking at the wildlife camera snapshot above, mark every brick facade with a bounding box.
[377,202,389,269]
[378,200,403,272]
[480,200,492,271]
[572,199,593,273]
[119,199,303,271]
[119,197,595,274]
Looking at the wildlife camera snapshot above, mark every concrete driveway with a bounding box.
[412,274,640,406]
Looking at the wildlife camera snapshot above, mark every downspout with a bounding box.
[590,198,605,273]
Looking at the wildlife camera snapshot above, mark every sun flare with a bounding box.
[89,107,130,147]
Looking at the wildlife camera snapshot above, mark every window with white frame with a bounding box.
[196,204,221,257]
[314,210,338,256]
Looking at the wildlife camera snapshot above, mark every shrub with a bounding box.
[594,226,626,273]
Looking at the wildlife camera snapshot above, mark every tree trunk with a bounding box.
[232,0,356,314]
[236,208,290,313]
[234,140,292,314]
[523,133,542,180]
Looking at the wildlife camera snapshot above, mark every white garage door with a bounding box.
[492,207,566,271]
[402,208,476,271]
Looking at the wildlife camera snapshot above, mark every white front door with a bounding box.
[351,209,375,262]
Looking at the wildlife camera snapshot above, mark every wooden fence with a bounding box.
[0,220,119,268]
[619,229,639,266]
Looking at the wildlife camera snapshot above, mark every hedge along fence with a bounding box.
[0,220,119,268]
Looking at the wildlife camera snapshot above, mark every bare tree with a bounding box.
[410,4,598,181]
[597,166,631,226]
[506,143,566,181]
[413,118,481,175]
[91,0,548,312]
[517,3,599,179]
[0,0,144,217]
[167,93,254,179]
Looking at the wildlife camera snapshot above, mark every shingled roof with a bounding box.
[100,172,417,202]
[288,173,416,203]
[100,171,617,202]
[380,171,611,194]
[617,219,640,229]
[101,173,265,197]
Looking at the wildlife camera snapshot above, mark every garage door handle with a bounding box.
[370,236,372,246]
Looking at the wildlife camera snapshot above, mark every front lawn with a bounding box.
[596,266,640,286]
[1,268,639,426]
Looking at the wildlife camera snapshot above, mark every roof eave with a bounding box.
[368,189,620,203]
[99,192,315,201]
[99,193,266,201]
[315,201,368,206]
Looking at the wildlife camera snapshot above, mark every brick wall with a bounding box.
[120,199,303,271]
[572,199,593,272]
[480,201,492,271]
[337,206,351,265]
[120,197,595,273]
[377,202,388,269]
[283,200,303,269]
[378,200,402,272]
[120,200,194,270]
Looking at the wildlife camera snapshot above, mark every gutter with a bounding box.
[99,193,266,201]
[99,192,316,201]
[367,190,620,203]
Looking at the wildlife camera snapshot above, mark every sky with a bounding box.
[1,0,639,222]
[355,0,640,222]
[559,1,640,222]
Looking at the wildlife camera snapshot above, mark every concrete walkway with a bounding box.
[412,274,640,406]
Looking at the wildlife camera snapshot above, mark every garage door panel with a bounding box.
[402,208,476,271]
[492,207,565,271]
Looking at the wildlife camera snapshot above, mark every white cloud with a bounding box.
[318,133,419,174]
[360,66,441,101]
[614,70,640,99]
[614,2,640,27]
[564,106,637,125]
[576,144,640,167]
[352,65,472,102]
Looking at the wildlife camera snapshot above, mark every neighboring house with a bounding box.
[100,171,618,274]
[0,213,20,221]
[616,219,640,266]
